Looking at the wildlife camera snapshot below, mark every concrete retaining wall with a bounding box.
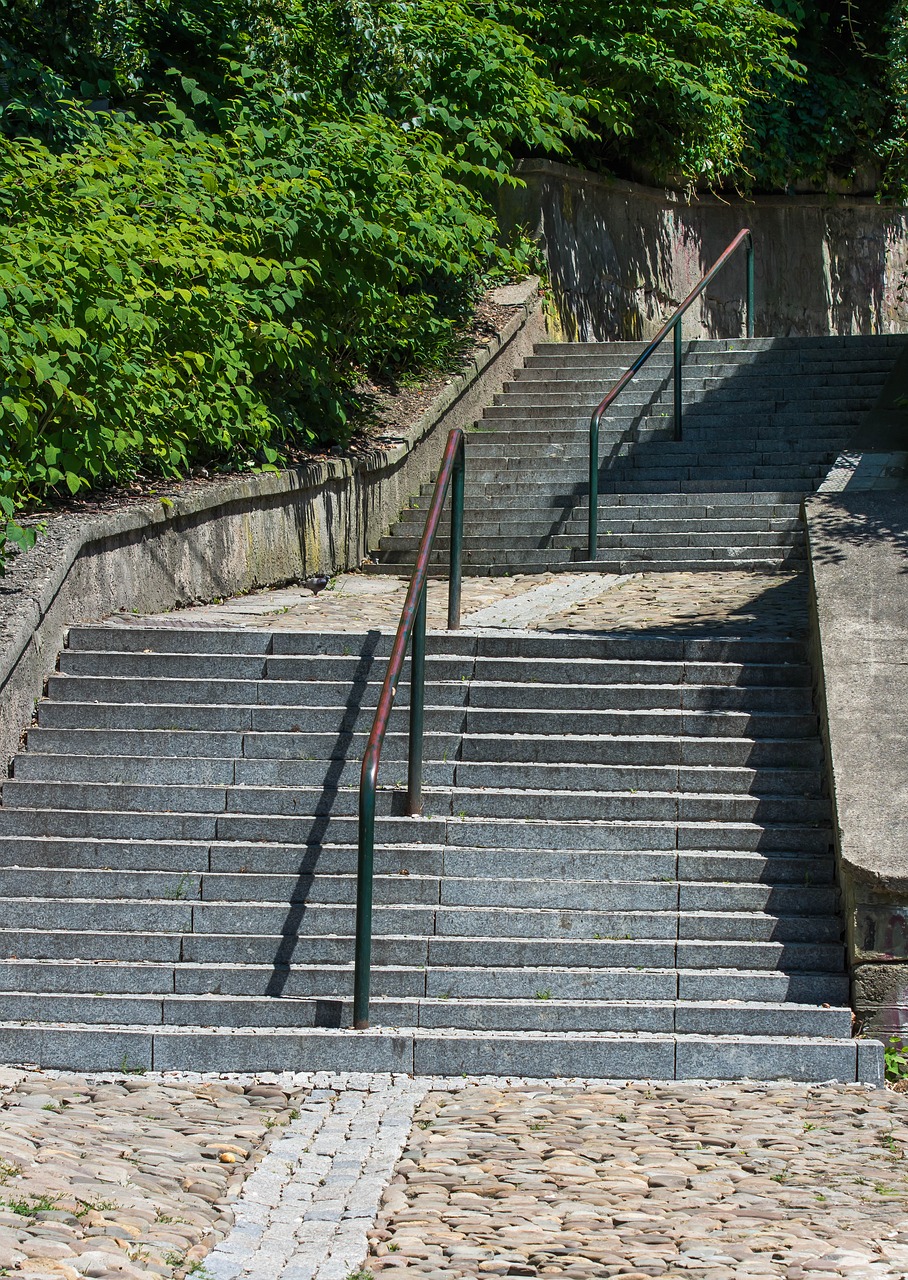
[0,294,545,768]
[805,487,908,1039]
[500,161,908,340]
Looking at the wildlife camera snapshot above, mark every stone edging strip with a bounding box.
[203,1075,426,1280]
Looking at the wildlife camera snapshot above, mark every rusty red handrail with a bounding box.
[353,426,465,1028]
[587,229,754,558]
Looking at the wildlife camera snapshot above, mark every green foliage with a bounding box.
[885,1035,908,1082]
[511,0,908,193]
[0,98,515,498]
[519,0,801,186]
[294,1,588,172]
[0,0,579,565]
[740,1,907,192]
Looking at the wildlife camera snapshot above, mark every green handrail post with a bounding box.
[353,427,465,1031]
[584,229,754,564]
[673,318,683,441]
[448,435,465,629]
[407,583,427,816]
[353,773,376,1029]
[587,411,600,561]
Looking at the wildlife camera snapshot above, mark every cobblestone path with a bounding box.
[365,1082,908,1280]
[1,1072,907,1279]
[0,1068,305,1280]
[120,569,806,637]
[202,1075,422,1280]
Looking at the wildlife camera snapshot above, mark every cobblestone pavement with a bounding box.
[120,569,806,637]
[0,1068,306,1280]
[365,1081,908,1280]
[2,1073,907,1280]
[535,570,806,637]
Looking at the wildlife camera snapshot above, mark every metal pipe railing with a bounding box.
[588,229,754,560]
[353,427,465,1029]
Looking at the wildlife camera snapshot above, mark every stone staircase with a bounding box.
[0,622,879,1080]
[372,335,904,575]
[1,329,902,1079]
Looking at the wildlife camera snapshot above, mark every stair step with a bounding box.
[64,627,809,661]
[0,1021,878,1080]
[0,867,838,915]
[0,807,833,853]
[0,838,835,886]
[0,991,852,1037]
[13,753,823,797]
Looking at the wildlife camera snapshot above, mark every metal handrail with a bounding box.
[353,426,466,1029]
[587,229,754,559]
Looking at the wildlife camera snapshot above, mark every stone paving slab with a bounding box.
[818,451,908,493]
[364,1081,908,1280]
[116,569,807,638]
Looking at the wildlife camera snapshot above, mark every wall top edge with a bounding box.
[514,158,908,214]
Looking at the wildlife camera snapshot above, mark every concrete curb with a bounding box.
[0,292,546,767]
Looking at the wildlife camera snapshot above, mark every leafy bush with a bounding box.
[0,0,582,554]
[885,1034,908,1083]
[519,0,801,187]
[740,1,907,193]
[0,97,522,502]
[512,0,908,195]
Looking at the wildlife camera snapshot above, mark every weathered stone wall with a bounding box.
[501,161,908,340]
[805,486,908,1038]
[0,294,545,768]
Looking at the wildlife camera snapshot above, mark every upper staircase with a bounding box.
[372,336,903,575]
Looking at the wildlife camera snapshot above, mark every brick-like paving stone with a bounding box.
[120,569,806,637]
[364,1081,908,1280]
[202,1074,422,1280]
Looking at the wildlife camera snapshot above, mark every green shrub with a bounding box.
[0,0,583,566]
[0,97,519,503]
[520,0,800,187]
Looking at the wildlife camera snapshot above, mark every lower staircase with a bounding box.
[0,621,878,1080]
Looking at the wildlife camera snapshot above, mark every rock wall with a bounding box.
[501,161,908,340]
[0,293,545,768]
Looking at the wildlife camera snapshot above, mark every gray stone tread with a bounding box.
[0,1020,877,1081]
